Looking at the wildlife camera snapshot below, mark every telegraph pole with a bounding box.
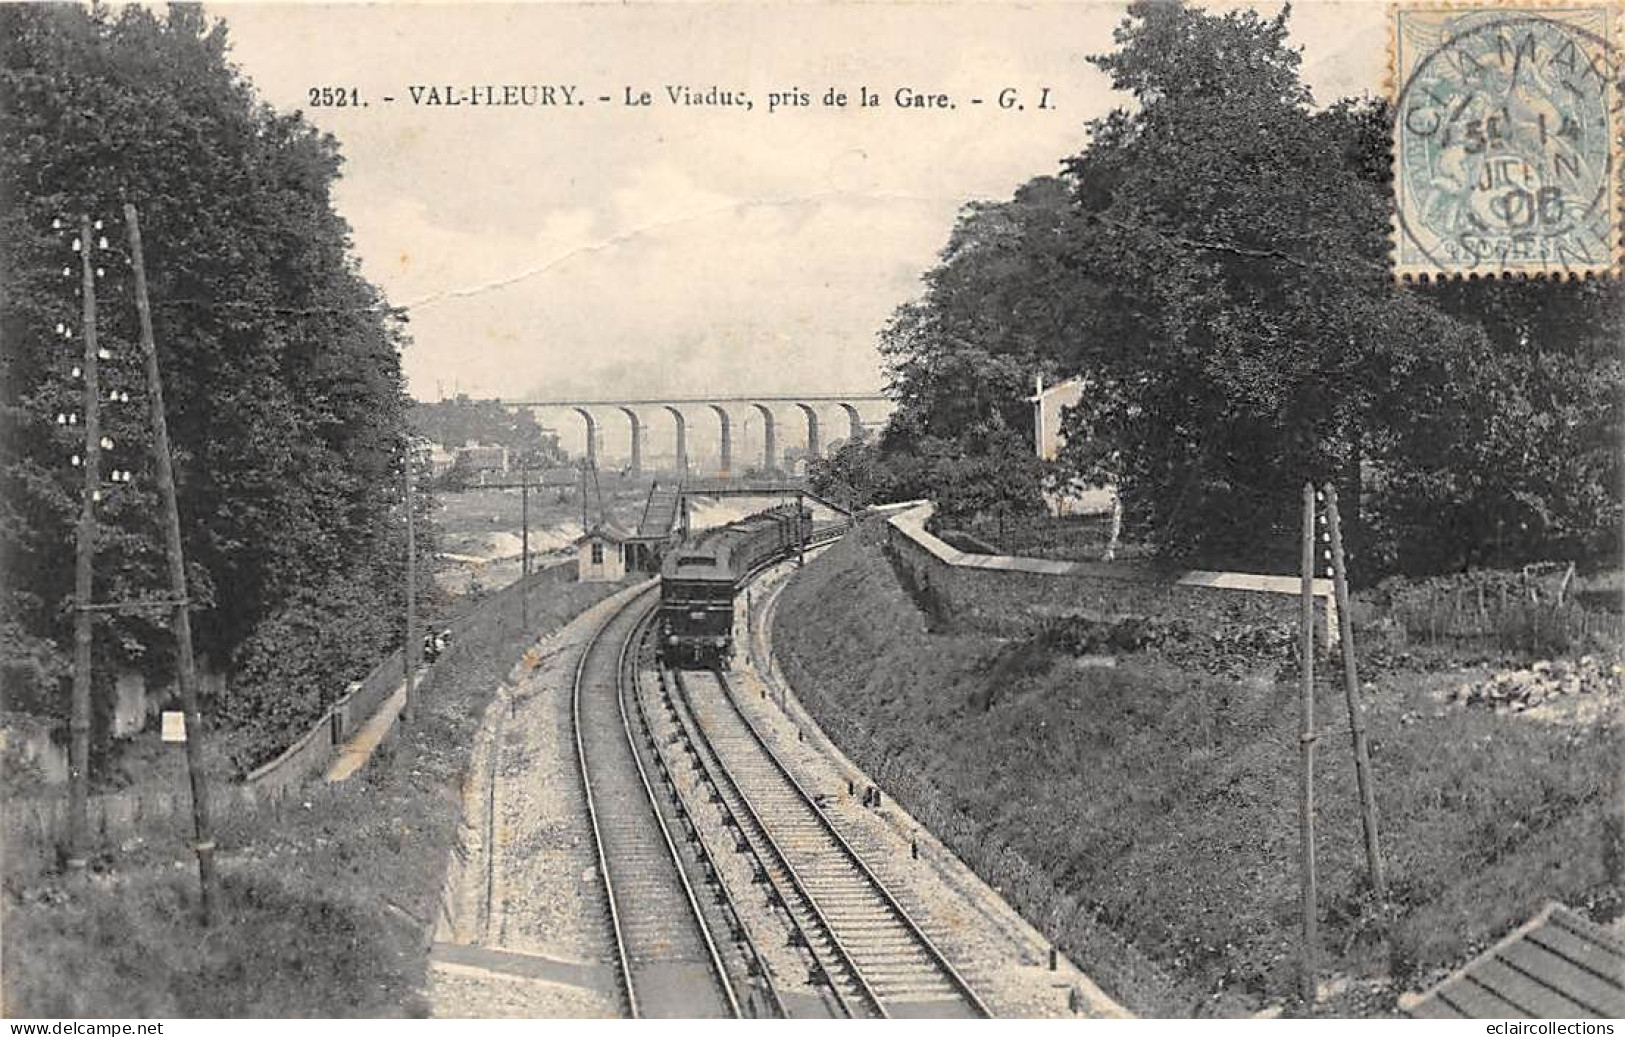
[1324,483,1387,901]
[521,471,530,578]
[520,468,530,632]
[125,203,219,923]
[1297,482,1319,1003]
[66,216,104,875]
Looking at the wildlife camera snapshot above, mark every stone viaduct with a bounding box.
[512,393,891,475]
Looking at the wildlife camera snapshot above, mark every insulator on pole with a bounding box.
[71,455,81,467]
[56,414,67,425]
[97,348,110,360]
[62,267,72,277]
[99,437,113,450]
[98,237,109,250]
[96,267,105,278]
[93,219,103,231]
[55,323,66,334]
[91,490,102,503]
[72,239,82,252]
[68,414,78,425]
[52,218,62,230]
[71,367,82,378]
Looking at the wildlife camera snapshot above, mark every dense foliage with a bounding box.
[863,0,1623,577]
[0,5,429,769]
[410,395,564,471]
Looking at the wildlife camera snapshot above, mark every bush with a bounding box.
[219,577,402,774]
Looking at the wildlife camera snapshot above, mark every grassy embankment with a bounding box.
[3,568,622,1017]
[773,525,1622,1017]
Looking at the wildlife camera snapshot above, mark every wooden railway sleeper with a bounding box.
[615,610,785,1019]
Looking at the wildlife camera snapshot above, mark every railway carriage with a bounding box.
[657,504,812,668]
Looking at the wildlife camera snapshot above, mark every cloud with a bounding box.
[218,0,1392,416]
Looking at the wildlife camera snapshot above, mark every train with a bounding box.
[656,503,813,668]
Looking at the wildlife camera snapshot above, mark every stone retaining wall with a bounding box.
[6,562,576,857]
[885,503,1336,643]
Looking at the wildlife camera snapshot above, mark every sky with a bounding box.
[214,1,1390,457]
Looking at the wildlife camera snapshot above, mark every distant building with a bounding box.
[427,443,456,477]
[457,442,509,475]
[527,466,581,493]
[1029,375,1084,461]
[576,523,632,582]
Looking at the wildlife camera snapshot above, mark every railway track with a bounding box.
[569,526,985,1018]
[655,663,991,1019]
[570,587,744,1018]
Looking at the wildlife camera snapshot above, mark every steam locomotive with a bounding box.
[656,504,813,668]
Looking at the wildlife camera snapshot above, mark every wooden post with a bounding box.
[520,472,530,632]
[1323,483,1387,901]
[1297,482,1319,1003]
[125,203,219,923]
[521,474,530,578]
[67,216,103,875]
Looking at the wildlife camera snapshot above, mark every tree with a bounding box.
[926,421,1049,530]
[0,5,424,768]
[880,177,1084,449]
[1053,1,1621,573]
[871,0,1621,577]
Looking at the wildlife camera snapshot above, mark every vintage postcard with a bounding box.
[3,0,1620,1025]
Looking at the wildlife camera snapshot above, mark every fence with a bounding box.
[6,561,574,857]
[1378,569,1622,657]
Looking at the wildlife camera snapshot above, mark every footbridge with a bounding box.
[509,392,891,475]
[679,477,850,515]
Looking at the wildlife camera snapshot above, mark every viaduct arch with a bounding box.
[520,393,889,474]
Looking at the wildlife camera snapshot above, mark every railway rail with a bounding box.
[566,524,987,1018]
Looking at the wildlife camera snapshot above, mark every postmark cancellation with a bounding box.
[1390,2,1622,278]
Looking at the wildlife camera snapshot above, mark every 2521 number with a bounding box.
[307,87,362,107]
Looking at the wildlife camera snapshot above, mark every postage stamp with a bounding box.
[1390,3,1622,278]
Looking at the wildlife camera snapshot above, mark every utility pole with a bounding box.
[520,468,530,632]
[66,216,104,876]
[125,203,219,923]
[403,444,419,725]
[1324,483,1387,901]
[796,491,805,566]
[521,471,530,579]
[1297,482,1319,1004]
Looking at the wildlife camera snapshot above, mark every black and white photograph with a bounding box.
[1,0,1621,1023]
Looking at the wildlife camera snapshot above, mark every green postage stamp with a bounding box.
[1391,3,1622,278]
